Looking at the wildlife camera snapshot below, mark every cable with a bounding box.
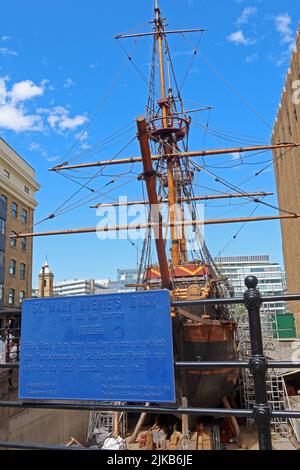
[56,60,132,168]
[191,159,297,217]
[180,32,203,91]
[197,51,273,131]
[217,204,261,257]
[53,137,137,215]
[192,120,269,146]
[22,137,137,234]
[117,38,149,85]
[66,122,136,165]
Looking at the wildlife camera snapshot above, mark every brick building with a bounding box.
[0,138,40,308]
[272,27,300,335]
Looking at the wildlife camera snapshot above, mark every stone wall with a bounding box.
[272,28,300,336]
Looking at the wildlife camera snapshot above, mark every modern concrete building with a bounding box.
[48,268,139,297]
[0,138,40,308]
[117,268,139,284]
[215,255,287,315]
[53,278,108,297]
[272,27,300,335]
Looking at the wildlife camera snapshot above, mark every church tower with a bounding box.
[38,259,54,298]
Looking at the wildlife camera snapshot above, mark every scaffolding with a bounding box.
[86,405,128,445]
[236,309,290,438]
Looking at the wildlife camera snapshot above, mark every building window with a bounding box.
[0,195,7,204]
[0,250,5,267]
[21,237,27,252]
[0,217,6,236]
[9,259,16,276]
[20,263,26,280]
[3,169,10,179]
[19,291,26,303]
[11,203,18,219]
[0,283,3,301]
[21,209,28,225]
[10,231,17,248]
[24,186,30,194]
[8,289,15,305]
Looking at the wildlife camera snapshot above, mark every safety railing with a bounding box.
[0,276,300,451]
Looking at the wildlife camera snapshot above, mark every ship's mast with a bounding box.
[16,1,300,287]
[154,2,184,267]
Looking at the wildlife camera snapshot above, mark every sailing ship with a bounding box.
[15,1,299,409]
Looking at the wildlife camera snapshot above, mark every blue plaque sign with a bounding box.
[19,290,175,403]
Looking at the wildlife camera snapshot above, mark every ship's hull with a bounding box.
[174,318,238,408]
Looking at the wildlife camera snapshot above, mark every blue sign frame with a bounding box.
[19,290,175,403]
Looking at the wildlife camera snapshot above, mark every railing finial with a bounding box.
[245,275,258,289]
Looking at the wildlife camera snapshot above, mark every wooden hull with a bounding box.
[175,319,238,408]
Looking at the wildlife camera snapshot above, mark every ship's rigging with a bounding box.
[12,0,299,297]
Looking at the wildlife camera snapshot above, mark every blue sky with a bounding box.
[0,0,299,284]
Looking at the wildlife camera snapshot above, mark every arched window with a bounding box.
[9,259,16,276]
[21,237,27,252]
[20,263,26,280]
[10,232,17,248]
[8,289,15,305]
[22,209,28,225]
[11,203,18,219]
[0,218,6,236]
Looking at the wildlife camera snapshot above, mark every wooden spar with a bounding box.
[12,214,298,239]
[156,6,168,127]
[136,116,172,290]
[90,192,274,208]
[114,29,206,40]
[167,145,180,266]
[48,143,300,171]
[155,6,181,267]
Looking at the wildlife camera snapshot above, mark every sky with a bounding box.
[0,0,299,285]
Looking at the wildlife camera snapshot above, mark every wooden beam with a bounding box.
[49,143,299,171]
[90,192,273,209]
[114,29,206,40]
[181,397,189,451]
[177,307,202,323]
[12,214,298,239]
[136,116,172,290]
[127,403,150,444]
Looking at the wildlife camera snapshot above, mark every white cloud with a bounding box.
[1,36,11,41]
[0,77,8,105]
[227,30,250,45]
[29,142,42,152]
[274,13,295,52]
[246,53,259,63]
[46,106,88,132]
[59,114,88,130]
[64,78,76,89]
[0,47,17,56]
[0,77,44,132]
[10,80,45,103]
[0,77,88,133]
[237,7,257,25]
[274,13,295,66]
[0,105,42,132]
[47,156,60,163]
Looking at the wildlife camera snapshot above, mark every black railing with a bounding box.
[0,276,299,451]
